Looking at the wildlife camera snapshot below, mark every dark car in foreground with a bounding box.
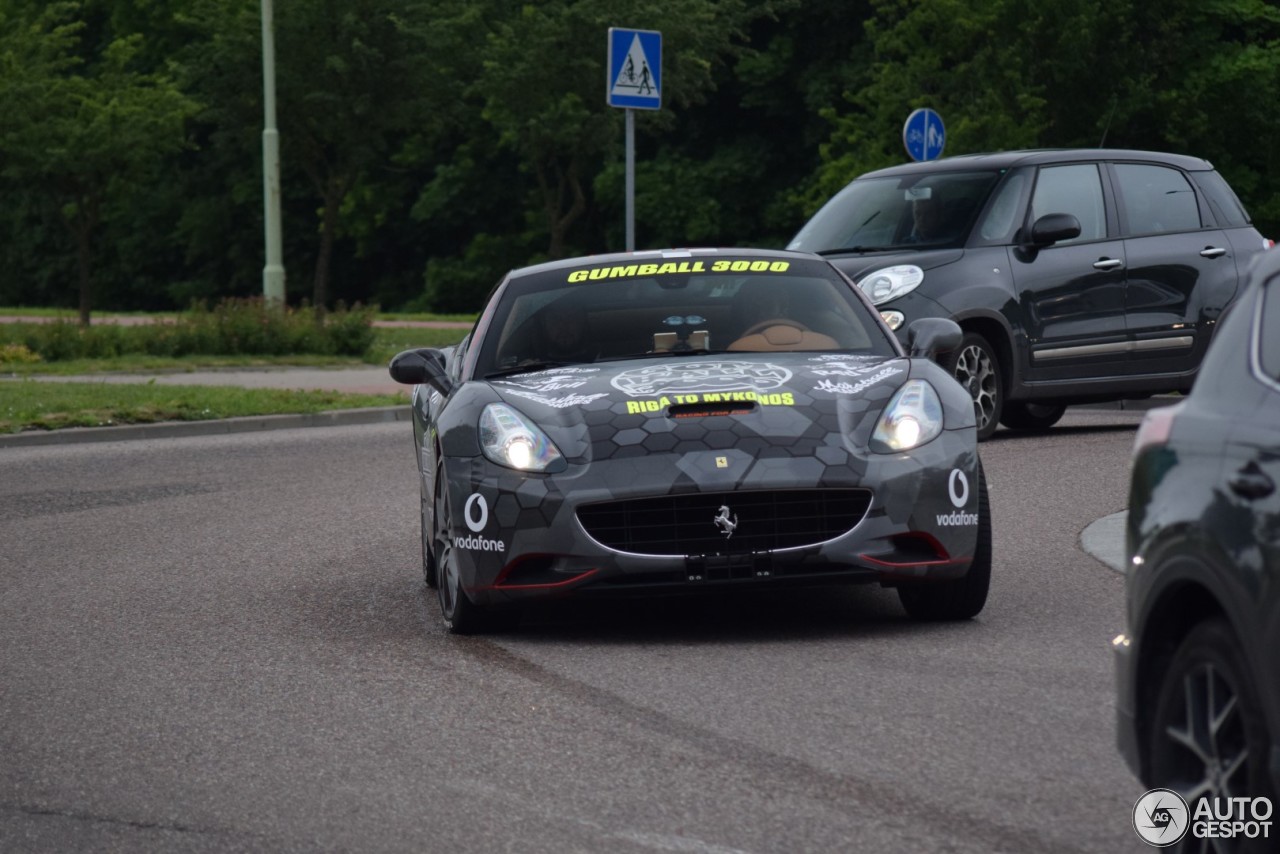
[389,248,989,633]
[789,149,1272,439]
[1116,248,1280,845]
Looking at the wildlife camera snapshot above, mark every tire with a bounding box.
[420,470,438,589]
[433,471,515,635]
[898,464,991,621]
[1147,619,1275,845]
[999,401,1066,432]
[944,333,1003,441]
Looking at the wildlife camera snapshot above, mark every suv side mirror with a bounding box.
[906,317,962,360]
[1029,213,1082,247]
[388,348,453,395]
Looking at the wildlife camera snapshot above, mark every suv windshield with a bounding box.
[789,170,1003,253]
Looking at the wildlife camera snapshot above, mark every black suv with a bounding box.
[789,149,1271,439]
[1117,246,1280,836]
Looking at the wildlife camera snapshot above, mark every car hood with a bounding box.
[824,248,964,283]
[484,353,914,461]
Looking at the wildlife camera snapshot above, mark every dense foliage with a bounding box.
[0,299,376,359]
[2,0,1277,317]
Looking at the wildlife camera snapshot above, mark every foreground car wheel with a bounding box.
[999,401,1066,432]
[420,474,438,589]
[1147,620,1275,822]
[433,475,515,635]
[898,465,991,621]
[945,333,1002,440]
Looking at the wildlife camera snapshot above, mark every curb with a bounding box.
[1081,511,1128,573]
[0,406,412,448]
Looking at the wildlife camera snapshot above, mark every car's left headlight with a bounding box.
[871,379,944,453]
[480,403,564,471]
[857,265,923,306]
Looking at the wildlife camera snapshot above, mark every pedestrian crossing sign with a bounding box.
[607,28,661,110]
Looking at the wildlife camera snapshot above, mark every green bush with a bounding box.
[0,344,42,365]
[0,299,377,361]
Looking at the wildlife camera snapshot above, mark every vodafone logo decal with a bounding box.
[456,493,505,553]
[938,469,977,527]
[948,469,970,508]
[464,494,489,532]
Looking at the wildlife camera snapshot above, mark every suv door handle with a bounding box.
[1200,247,1227,259]
[1228,461,1275,500]
[1092,258,1124,271]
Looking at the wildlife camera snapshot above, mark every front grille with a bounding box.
[576,489,872,556]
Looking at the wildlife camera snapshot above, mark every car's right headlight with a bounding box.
[870,379,944,453]
[479,403,564,472]
[857,265,924,306]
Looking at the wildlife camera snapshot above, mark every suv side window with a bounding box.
[1195,169,1252,227]
[1030,164,1106,243]
[1114,163,1203,235]
[977,171,1027,242]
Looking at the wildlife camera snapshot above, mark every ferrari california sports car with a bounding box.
[389,248,989,633]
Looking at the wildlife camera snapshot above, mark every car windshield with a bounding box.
[788,170,1004,253]
[473,254,899,377]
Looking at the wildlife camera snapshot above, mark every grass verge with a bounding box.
[0,380,406,434]
[0,326,467,375]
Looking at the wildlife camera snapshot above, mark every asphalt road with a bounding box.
[1,409,1150,853]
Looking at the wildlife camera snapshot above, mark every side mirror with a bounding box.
[906,317,962,360]
[1029,213,1082,247]
[388,348,453,395]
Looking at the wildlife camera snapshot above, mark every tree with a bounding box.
[0,2,195,324]
[464,0,778,260]
[808,0,1280,236]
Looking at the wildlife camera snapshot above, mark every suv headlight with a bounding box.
[479,403,564,471]
[857,265,923,306]
[871,380,944,453]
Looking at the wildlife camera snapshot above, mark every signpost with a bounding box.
[607,28,661,251]
[903,108,946,162]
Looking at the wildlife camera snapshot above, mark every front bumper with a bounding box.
[442,429,981,607]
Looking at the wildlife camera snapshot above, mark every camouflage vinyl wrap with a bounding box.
[414,352,981,606]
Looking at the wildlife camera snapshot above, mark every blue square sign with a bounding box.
[608,28,661,110]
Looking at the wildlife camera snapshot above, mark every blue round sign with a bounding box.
[903,108,945,162]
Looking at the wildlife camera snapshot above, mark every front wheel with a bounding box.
[999,401,1066,432]
[420,470,438,589]
[898,464,991,621]
[433,474,516,635]
[1147,619,1275,838]
[944,333,1003,441]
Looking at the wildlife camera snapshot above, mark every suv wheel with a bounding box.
[946,333,1002,440]
[1147,620,1275,817]
[999,401,1066,432]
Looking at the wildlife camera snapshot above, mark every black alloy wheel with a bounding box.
[1147,620,1275,854]
[999,401,1067,432]
[945,333,1002,441]
[898,464,992,620]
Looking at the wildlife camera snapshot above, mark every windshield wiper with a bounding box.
[602,348,723,362]
[817,245,892,255]
[484,360,577,379]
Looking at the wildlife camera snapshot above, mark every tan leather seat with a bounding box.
[728,321,838,352]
